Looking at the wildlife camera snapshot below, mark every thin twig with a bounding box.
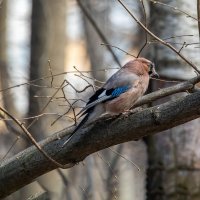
[149,0,198,21]
[48,60,54,87]
[178,42,186,53]
[97,152,119,183]
[74,66,105,84]
[148,40,200,47]
[58,168,89,200]
[137,0,148,57]
[117,0,200,74]
[162,34,194,40]
[101,43,136,58]
[0,136,20,166]
[0,112,73,122]
[0,68,117,93]
[96,153,119,199]
[64,79,93,94]
[0,106,74,169]
[27,191,49,200]
[109,147,140,171]
[26,80,67,129]
[74,74,96,92]
[150,77,181,83]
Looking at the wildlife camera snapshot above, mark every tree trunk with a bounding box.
[21,1,67,199]
[82,0,112,82]
[0,2,24,200]
[28,0,67,139]
[147,1,200,200]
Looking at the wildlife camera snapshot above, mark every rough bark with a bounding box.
[1,90,200,198]
[147,1,200,200]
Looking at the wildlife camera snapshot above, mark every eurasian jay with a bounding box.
[62,57,158,147]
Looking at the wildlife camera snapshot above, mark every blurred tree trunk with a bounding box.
[0,1,17,115]
[82,0,143,81]
[118,141,147,200]
[0,0,9,168]
[0,1,7,68]
[147,1,200,200]
[78,1,147,200]
[0,0,21,167]
[28,0,67,139]
[82,0,111,82]
[0,0,7,119]
[81,2,112,199]
[21,1,67,199]
[0,2,23,200]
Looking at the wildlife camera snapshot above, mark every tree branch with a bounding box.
[27,192,49,200]
[1,90,200,198]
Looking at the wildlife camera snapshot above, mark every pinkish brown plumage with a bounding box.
[62,57,158,147]
[105,58,152,114]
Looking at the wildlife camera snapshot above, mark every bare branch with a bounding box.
[117,0,200,74]
[48,60,54,87]
[0,68,116,93]
[0,106,74,169]
[108,147,140,171]
[0,136,20,165]
[101,43,136,58]
[137,0,148,57]
[27,191,49,200]
[150,0,198,21]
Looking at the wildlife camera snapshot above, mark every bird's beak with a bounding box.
[150,67,159,78]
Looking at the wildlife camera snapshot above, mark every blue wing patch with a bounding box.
[77,85,130,117]
[111,86,129,97]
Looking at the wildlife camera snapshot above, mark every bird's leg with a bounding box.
[122,107,143,116]
[101,113,112,118]
[130,107,144,113]
[95,113,118,123]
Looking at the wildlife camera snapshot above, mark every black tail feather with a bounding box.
[62,113,90,147]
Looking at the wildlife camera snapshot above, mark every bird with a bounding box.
[62,57,158,147]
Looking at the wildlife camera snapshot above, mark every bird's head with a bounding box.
[136,57,159,78]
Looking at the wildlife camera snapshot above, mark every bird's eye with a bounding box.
[148,63,154,75]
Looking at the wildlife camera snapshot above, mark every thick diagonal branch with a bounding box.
[1,91,200,198]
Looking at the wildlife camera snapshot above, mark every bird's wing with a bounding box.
[104,68,139,89]
[77,72,140,116]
